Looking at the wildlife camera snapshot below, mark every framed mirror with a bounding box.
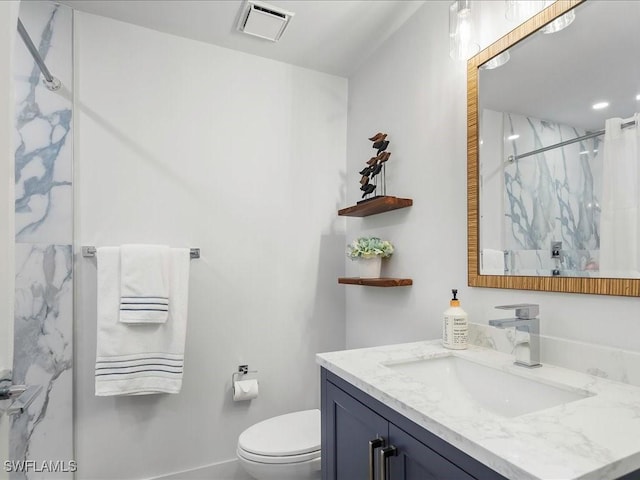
[467,0,640,296]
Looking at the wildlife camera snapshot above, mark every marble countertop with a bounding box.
[317,341,640,480]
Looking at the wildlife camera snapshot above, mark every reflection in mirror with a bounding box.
[478,1,640,279]
[467,0,640,296]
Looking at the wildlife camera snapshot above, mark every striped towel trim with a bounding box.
[95,353,183,378]
[119,296,169,323]
[120,296,169,313]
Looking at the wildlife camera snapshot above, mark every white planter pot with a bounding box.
[358,256,382,278]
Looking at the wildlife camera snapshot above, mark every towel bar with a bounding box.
[82,246,200,259]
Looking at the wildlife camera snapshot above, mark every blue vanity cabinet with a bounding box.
[321,368,507,480]
[323,380,388,479]
[387,423,476,479]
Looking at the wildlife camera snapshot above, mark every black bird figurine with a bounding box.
[358,132,390,199]
[361,183,376,197]
[374,140,389,154]
[370,163,383,178]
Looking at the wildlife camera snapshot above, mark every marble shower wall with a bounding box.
[12,2,73,478]
[503,112,602,275]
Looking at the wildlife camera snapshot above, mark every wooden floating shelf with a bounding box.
[338,277,413,287]
[338,196,413,217]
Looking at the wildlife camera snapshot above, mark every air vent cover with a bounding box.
[237,0,295,42]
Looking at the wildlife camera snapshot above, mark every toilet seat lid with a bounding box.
[238,409,320,456]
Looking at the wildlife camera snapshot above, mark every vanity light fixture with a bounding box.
[541,10,575,34]
[449,0,480,60]
[481,50,510,70]
[504,0,546,22]
[592,101,609,110]
[507,134,520,141]
[505,1,575,34]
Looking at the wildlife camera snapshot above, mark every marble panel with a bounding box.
[10,2,74,478]
[503,113,601,275]
[10,244,73,479]
[14,3,72,245]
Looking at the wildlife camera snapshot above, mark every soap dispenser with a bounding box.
[442,289,468,349]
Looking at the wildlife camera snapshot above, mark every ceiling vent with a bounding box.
[237,0,295,42]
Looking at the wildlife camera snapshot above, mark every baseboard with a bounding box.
[149,458,253,480]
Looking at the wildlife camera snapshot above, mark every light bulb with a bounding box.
[541,10,576,34]
[481,51,510,70]
[505,0,546,22]
[449,1,479,60]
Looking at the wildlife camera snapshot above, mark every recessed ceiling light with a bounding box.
[636,94,640,101]
[592,102,609,110]
[507,134,520,141]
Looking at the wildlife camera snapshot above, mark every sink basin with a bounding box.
[383,355,592,417]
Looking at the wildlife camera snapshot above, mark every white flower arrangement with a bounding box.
[346,237,394,259]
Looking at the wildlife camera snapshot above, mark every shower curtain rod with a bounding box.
[507,120,636,163]
[16,18,61,91]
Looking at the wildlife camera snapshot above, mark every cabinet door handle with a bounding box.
[368,437,385,480]
[378,445,397,480]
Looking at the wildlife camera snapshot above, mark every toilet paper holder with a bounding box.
[232,364,257,384]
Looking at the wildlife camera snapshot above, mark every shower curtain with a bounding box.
[600,114,640,277]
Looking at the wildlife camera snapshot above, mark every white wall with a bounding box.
[74,12,346,480]
[345,1,640,351]
[0,2,19,474]
[345,0,468,348]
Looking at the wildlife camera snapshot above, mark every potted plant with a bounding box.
[346,237,394,278]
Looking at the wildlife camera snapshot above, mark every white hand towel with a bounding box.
[482,249,506,275]
[95,247,191,396]
[119,244,170,324]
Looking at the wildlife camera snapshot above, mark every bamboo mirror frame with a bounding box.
[467,0,640,297]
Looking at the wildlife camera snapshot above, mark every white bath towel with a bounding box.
[95,247,191,396]
[119,244,170,324]
[482,248,506,275]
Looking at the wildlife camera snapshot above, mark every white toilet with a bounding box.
[237,409,321,480]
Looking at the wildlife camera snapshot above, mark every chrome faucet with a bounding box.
[488,304,541,368]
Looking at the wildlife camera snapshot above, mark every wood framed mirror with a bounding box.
[467,0,640,296]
